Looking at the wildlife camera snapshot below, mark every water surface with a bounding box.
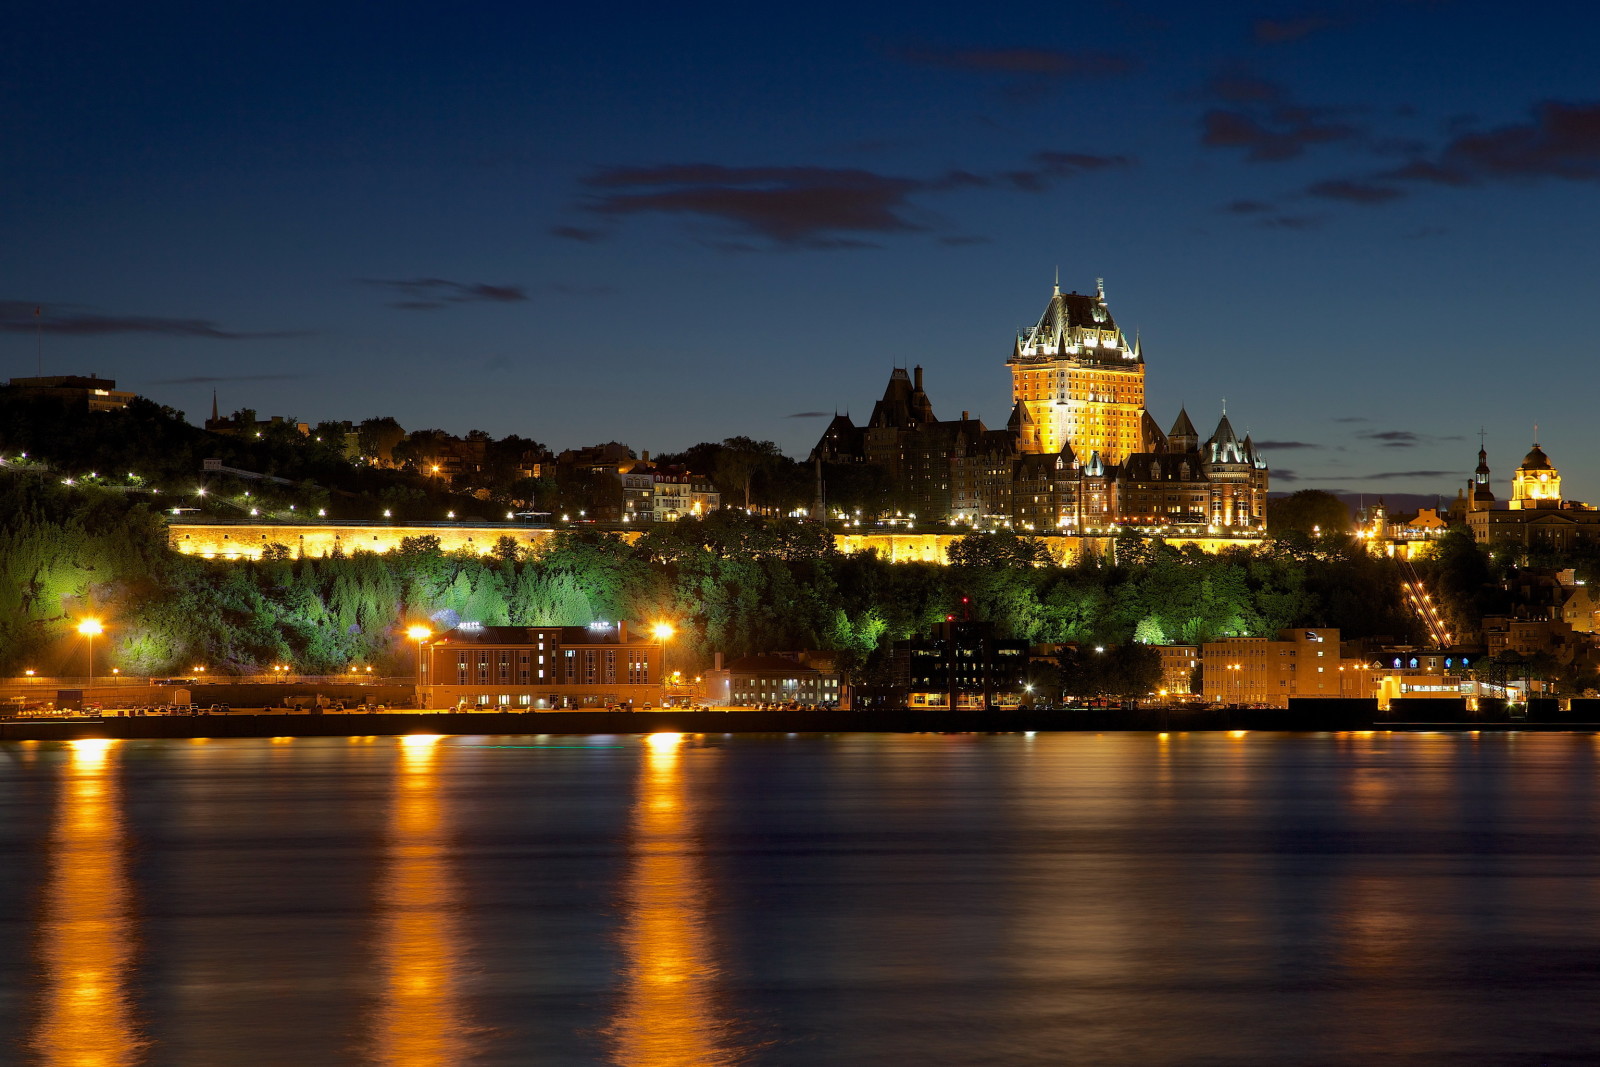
[3,731,1598,1065]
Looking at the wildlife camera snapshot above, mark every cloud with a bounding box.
[1224,199,1273,214]
[1255,440,1323,450]
[146,374,308,384]
[1199,74,1359,162]
[900,46,1136,79]
[1202,109,1357,162]
[362,278,527,310]
[1253,16,1336,44]
[0,301,303,339]
[1258,213,1325,230]
[1388,100,1600,187]
[550,224,606,242]
[1307,178,1406,204]
[583,164,926,244]
[1332,416,1369,423]
[578,156,1132,245]
[1271,468,1299,483]
[1323,470,1458,481]
[1363,430,1422,446]
[784,411,829,418]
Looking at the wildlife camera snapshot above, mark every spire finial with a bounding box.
[1533,422,1539,446]
[1053,265,1060,296]
[1221,397,1227,416]
[1096,276,1105,300]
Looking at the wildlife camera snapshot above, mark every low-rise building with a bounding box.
[891,620,1029,709]
[1202,628,1376,705]
[6,374,135,411]
[420,621,663,710]
[1155,644,1200,697]
[704,652,846,707]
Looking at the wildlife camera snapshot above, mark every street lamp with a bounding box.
[407,626,431,710]
[652,623,674,707]
[77,618,103,693]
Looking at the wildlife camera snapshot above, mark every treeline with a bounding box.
[0,484,1418,678]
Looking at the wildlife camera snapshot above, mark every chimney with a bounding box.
[642,450,650,463]
[913,365,923,392]
[961,411,969,421]
[714,652,723,671]
[617,620,628,643]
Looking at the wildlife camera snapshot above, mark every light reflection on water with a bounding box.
[607,732,747,1066]
[30,738,144,1066]
[367,734,473,1065]
[4,731,1600,1065]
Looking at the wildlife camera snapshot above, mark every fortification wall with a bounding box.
[168,523,1260,563]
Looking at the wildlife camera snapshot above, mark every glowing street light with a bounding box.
[407,625,432,709]
[77,618,103,694]
[653,623,674,705]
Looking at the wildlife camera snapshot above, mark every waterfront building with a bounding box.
[1201,628,1376,705]
[1155,644,1200,697]
[891,620,1029,709]
[419,621,663,709]
[704,652,846,708]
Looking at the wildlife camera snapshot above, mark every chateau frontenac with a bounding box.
[812,278,1269,532]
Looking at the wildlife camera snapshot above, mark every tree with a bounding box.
[946,531,1051,569]
[1267,489,1353,537]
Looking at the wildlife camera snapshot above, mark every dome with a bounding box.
[1519,444,1553,470]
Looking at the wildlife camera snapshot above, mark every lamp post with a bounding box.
[652,623,674,708]
[407,626,431,710]
[77,619,102,695]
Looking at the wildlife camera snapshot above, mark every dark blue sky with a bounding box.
[6,1,1599,501]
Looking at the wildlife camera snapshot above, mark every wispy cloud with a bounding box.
[1307,178,1406,204]
[1253,16,1337,44]
[0,301,304,339]
[784,411,829,418]
[1255,440,1323,450]
[899,46,1136,79]
[1387,99,1600,186]
[361,278,527,310]
[1199,74,1360,162]
[550,224,606,243]
[577,156,1133,246]
[1322,470,1459,481]
[146,373,308,384]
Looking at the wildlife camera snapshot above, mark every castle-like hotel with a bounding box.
[812,278,1268,532]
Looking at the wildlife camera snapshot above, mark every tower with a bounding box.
[1510,441,1561,509]
[1007,276,1144,463]
[1469,437,1495,513]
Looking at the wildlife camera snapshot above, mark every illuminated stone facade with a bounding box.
[1008,278,1143,463]
[1466,441,1600,549]
[812,277,1269,534]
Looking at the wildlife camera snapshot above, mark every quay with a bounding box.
[5,701,1598,741]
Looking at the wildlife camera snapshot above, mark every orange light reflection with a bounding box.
[608,735,745,1066]
[369,735,472,1065]
[32,738,144,1065]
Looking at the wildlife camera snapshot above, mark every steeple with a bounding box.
[211,390,219,422]
[1167,407,1199,452]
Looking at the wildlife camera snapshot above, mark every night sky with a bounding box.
[6,2,1599,502]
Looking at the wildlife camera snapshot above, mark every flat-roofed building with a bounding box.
[6,374,135,411]
[420,621,663,710]
[1202,628,1375,705]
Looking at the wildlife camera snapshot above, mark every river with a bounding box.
[2,731,1598,1065]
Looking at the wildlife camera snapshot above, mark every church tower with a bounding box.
[1007,276,1144,463]
[1469,440,1495,513]
[1510,441,1561,509]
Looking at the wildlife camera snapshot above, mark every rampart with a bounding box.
[168,521,1263,564]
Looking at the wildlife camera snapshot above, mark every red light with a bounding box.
[946,614,955,621]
